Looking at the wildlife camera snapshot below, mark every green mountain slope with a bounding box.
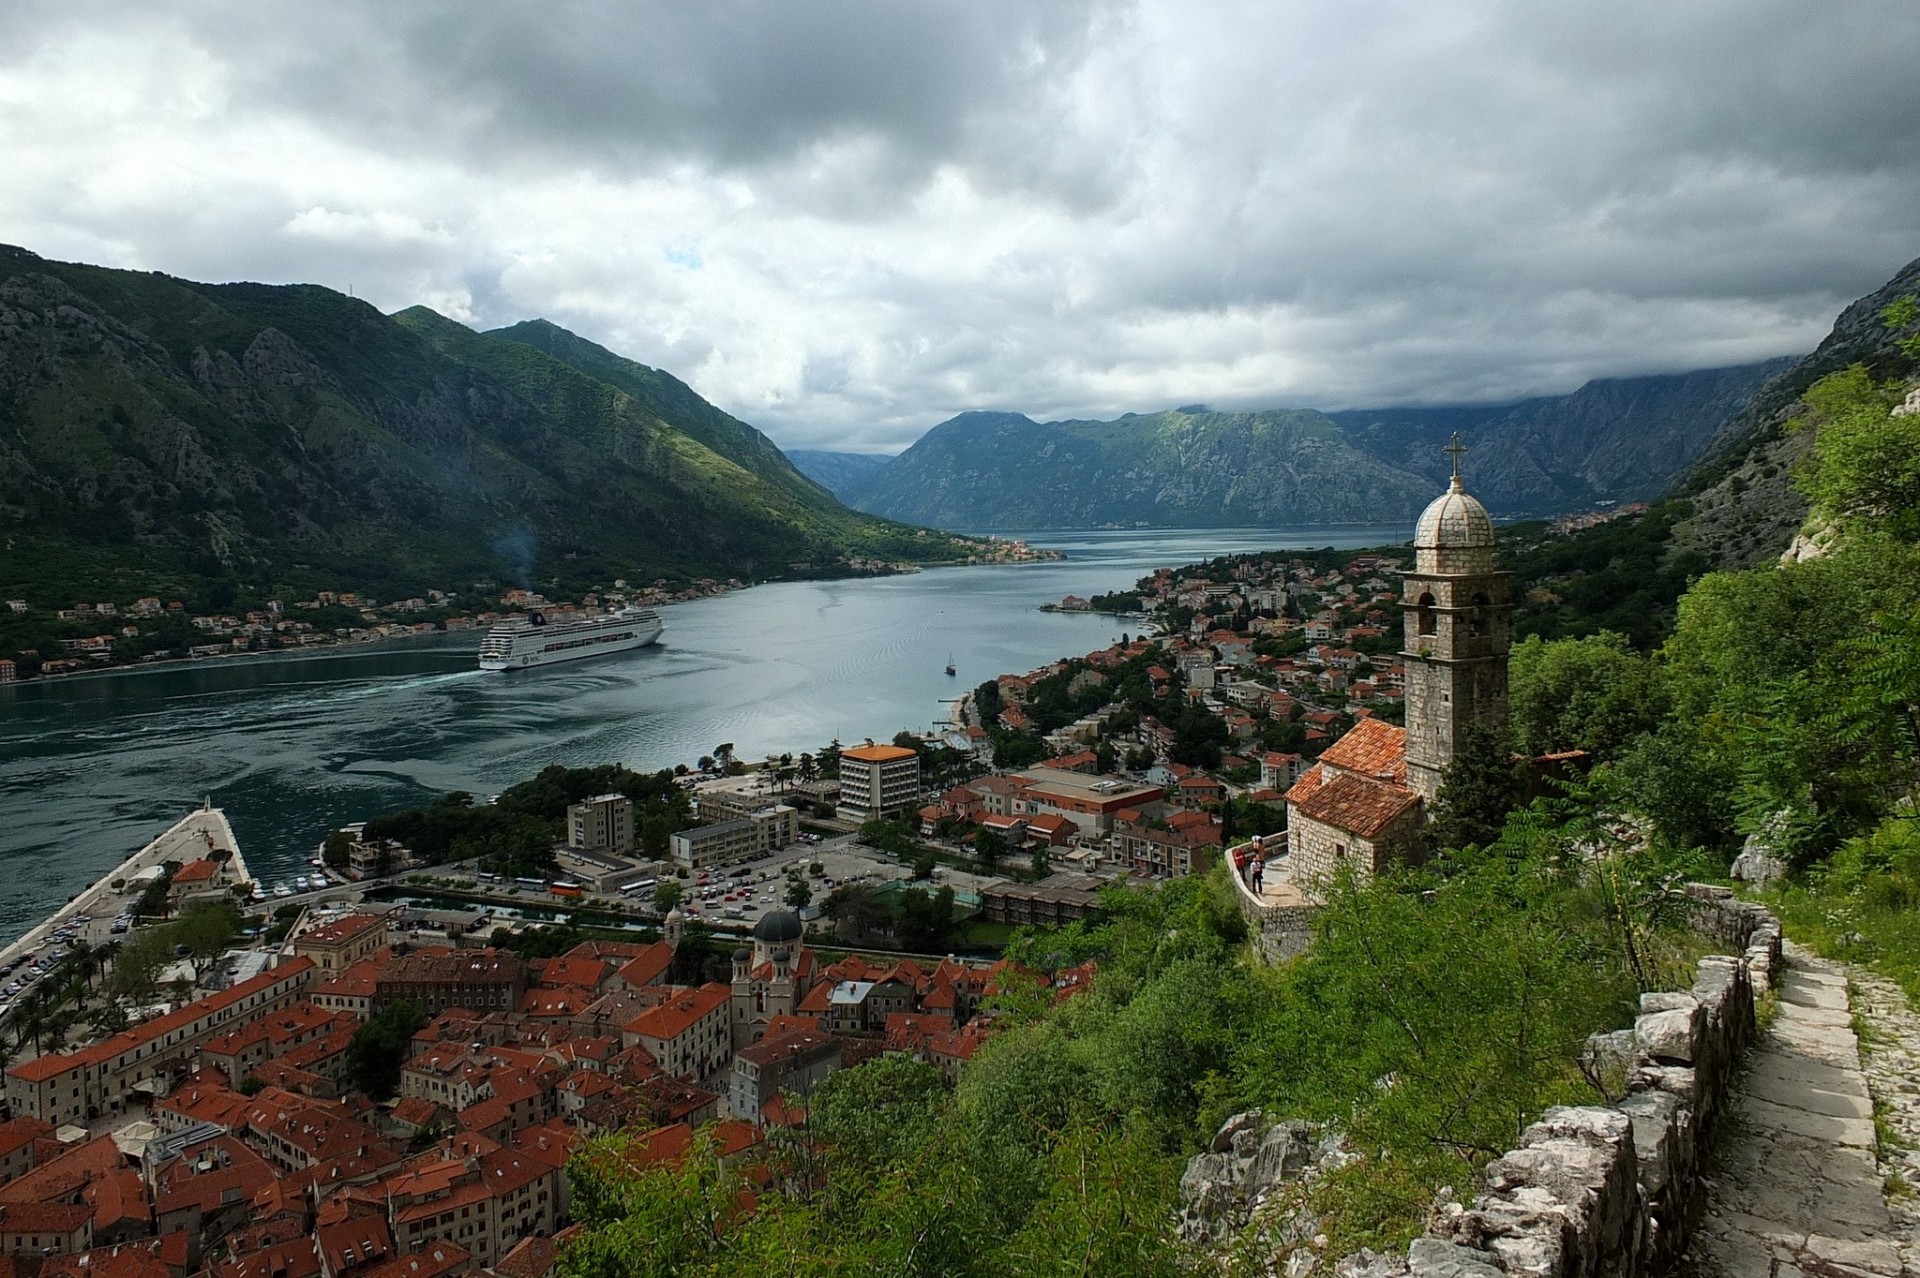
[0,245,974,606]
[786,450,894,499]
[846,408,1437,528]
[484,318,838,508]
[1670,254,1920,568]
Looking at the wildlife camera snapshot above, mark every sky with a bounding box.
[3,2,1919,454]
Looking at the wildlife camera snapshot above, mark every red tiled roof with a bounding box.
[624,984,729,1042]
[842,744,915,763]
[614,943,674,990]
[1290,769,1420,839]
[1316,718,1406,783]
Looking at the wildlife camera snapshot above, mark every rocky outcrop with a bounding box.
[1175,1112,1344,1235]
[1730,813,1792,888]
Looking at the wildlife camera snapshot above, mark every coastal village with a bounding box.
[0,471,1508,1278]
[0,539,1058,682]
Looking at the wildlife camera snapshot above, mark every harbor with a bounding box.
[0,805,250,1019]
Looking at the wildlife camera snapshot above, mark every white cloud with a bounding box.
[1,0,1916,452]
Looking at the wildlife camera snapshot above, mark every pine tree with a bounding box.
[1425,720,1517,854]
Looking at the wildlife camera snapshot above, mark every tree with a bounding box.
[895,886,956,951]
[1031,846,1051,878]
[1796,362,1920,541]
[322,830,354,868]
[824,884,889,943]
[911,850,937,880]
[348,1000,431,1098]
[974,827,1006,870]
[1426,721,1518,854]
[171,902,241,976]
[784,878,813,912]
[1509,632,1665,763]
[653,879,685,913]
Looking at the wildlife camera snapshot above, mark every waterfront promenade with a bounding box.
[0,806,253,977]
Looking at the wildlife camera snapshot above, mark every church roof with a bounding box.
[1288,768,1421,839]
[1316,718,1407,784]
[1414,476,1495,551]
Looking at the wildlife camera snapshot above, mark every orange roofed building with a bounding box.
[836,744,920,822]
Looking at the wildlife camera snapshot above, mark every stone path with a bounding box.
[1684,944,1911,1278]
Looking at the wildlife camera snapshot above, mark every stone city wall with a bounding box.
[1190,884,1785,1278]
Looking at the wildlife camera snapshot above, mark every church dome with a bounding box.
[753,910,804,944]
[1413,475,1495,574]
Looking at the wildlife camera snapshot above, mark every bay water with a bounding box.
[0,526,1403,945]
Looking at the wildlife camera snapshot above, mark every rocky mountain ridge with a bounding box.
[839,363,1790,530]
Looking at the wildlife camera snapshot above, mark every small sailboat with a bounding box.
[944,653,956,677]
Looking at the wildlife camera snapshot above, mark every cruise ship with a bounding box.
[477,606,664,671]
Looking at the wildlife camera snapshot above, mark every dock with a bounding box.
[0,804,252,978]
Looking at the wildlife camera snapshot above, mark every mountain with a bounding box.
[1669,254,1920,568]
[785,449,895,499]
[843,363,1786,529]
[844,408,1441,529]
[0,246,974,605]
[1326,361,1793,515]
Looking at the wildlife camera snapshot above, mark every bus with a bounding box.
[477,872,499,883]
[549,882,585,899]
[514,877,545,888]
[619,878,659,897]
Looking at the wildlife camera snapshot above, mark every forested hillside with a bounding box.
[0,246,979,608]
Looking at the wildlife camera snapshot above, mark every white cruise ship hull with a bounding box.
[477,612,664,671]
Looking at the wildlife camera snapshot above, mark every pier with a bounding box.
[0,804,252,979]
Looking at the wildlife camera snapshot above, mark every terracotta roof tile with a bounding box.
[1291,770,1420,840]
[1316,718,1407,784]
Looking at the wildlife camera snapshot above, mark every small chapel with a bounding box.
[1282,439,1512,889]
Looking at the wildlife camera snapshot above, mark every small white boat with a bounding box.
[272,885,292,899]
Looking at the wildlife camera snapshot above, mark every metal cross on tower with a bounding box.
[1443,432,1468,480]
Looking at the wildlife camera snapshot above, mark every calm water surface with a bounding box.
[0,527,1403,943]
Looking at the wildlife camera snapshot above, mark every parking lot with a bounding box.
[672,833,1006,930]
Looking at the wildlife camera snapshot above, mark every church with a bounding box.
[1282,444,1512,889]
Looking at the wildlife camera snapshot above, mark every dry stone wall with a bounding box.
[1191,885,1784,1278]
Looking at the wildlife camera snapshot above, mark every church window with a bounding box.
[1416,592,1436,635]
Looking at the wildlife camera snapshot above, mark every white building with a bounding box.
[835,744,921,822]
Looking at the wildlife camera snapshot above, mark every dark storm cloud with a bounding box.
[1,0,1918,451]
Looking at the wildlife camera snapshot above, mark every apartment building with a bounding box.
[4,959,315,1126]
[373,950,527,1016]
[668,805,797,870]
[293,914,390,972]
[835,744,920,822]
[622,984,732,1081]
[566,794,634,855]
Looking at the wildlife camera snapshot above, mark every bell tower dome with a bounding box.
[1401,435,1511,802]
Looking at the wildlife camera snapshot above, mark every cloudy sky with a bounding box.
[4,1,1919,452]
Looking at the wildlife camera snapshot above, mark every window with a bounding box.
[1415,592,1436,636]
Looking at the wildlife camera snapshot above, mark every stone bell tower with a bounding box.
[1400,436,1512,802]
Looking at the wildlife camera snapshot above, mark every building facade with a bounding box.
[567,794,635,855]
[836,745,921,821]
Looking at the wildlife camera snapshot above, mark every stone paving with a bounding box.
[1684,943,1911,1278]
